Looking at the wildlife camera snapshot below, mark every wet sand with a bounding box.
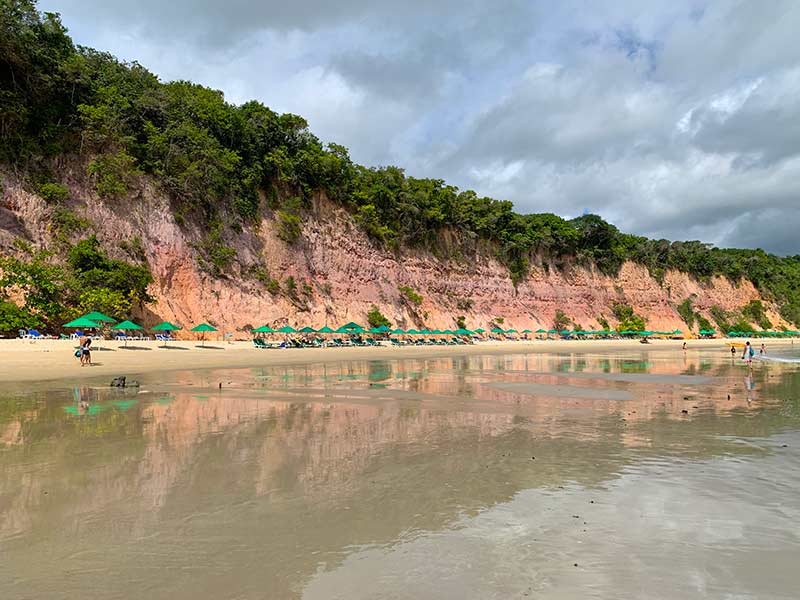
[2,350,799,598]
[0,337,791,385]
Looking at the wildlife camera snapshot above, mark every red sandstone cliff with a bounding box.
[0,166,782,335]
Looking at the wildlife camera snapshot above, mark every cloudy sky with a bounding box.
[43,0,800,254]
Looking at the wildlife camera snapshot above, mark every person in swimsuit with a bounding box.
[760,343,766,355]
[742,341,755,372]
[80,336,92,366]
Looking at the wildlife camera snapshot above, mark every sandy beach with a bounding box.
[0,336,791,385]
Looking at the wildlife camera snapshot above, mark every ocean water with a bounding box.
[1,349,799,599]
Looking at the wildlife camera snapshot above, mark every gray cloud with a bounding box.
[41,0,800,254]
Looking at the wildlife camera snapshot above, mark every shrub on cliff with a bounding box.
[553,310,570,331]
[677,298,695,328]
[398,286,423,306]
[37,182,70,203]
[612,303,646,332]
[367,305,391,329]
[741,300,772,330]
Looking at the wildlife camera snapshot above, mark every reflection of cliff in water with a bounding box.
[1,351,799,597]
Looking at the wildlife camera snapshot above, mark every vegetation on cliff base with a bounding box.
[2,1,800,323]
[0,237,152,332]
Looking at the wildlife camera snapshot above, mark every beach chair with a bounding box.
[115,333,129,342]
[252,338,267,349]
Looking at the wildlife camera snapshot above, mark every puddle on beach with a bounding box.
[1,350,800,599]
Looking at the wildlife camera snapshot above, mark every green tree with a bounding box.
[553,309,571,331]
[367,305,391,328]
[0,301,42,336]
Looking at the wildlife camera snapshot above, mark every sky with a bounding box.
[41,0,800,254]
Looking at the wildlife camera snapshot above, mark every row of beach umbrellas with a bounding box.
[62,312,217,346]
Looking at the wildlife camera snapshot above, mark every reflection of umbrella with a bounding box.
[111,319,143,347]
[190,323,217,346]
[152,321,181,346]
[81,311,116,324]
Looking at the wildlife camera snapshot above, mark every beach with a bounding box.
[2,345,799,599]
[0,336,788,385]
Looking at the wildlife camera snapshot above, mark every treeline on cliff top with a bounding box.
[2,0,800,325]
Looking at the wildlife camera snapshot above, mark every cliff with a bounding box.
[0,163,781,336]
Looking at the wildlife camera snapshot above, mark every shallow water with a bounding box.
[1,350,800,599]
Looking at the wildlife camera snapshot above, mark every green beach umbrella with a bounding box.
[338,321,364,332]
[506,329,518,334]
[298,326,317,333]
[454,328,472,335]
[190,323,217,346]
[475,328,486,333]
[522,329,533,334]
[152,321,181,346]
[63,316,101,328]
[491,327,505,333]
[391,328,406,334]
[81,311,116,324]
[252,325,275,333]
[111,319,143,331]
[535,328,547,333]
[318,326,335,333]
[111,319,143,347]
[277,325,297,333]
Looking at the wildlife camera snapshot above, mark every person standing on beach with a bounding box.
[682,342,687,351]
[742,341,755,372]
[80,336,92,366]
[760,343,766,355]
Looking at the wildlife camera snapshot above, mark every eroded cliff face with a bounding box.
[0,168,782,335]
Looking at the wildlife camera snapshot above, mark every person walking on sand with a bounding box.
[79,335,92,367]
[742,341,755,372]
[760,343,766,355]
[682,342,687,351]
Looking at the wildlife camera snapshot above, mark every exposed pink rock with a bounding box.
[0,170,782,335]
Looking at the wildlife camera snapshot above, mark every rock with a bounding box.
[681,409,689,414]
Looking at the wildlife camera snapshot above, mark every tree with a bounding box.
[367,305,391,328]
[553,309,571,331]
[612,303,646,332]
[0,301,42,336]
